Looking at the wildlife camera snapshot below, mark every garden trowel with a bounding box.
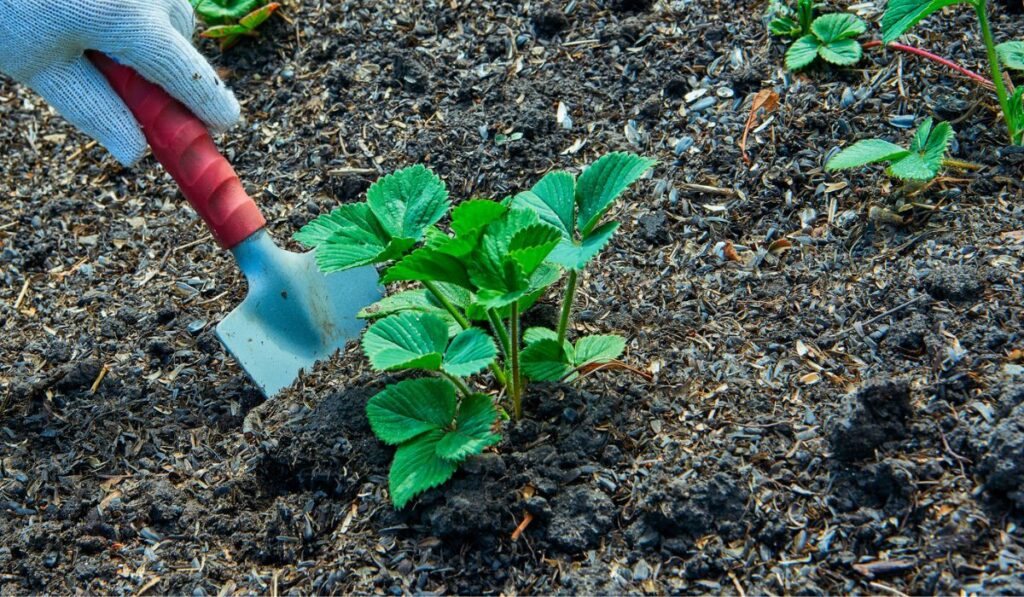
[90,53,381,397]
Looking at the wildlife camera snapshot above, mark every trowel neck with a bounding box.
[229,229,278,278]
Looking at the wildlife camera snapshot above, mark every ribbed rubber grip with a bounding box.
[89,52,265,249]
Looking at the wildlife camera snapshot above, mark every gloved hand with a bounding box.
[0,0,240,165]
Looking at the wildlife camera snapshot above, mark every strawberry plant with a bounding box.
[191,0,280,50]
[785,13,868,70]
[881,0,1024,144]
[826,117,956,181]
[296,154,655,508]
[768,0,867,70]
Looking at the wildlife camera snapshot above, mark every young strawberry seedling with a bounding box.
[785,13,868,70]
[881,0,1024,144]
[826,117,958,181]
[191,0,280,50]
[296,154,655,508]
[769,1,867,70]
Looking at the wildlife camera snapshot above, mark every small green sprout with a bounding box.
[296,154,655,508]
[881,0,1024,144]
[768,0,815,40]
[785,13,868,70]
[191,0,280,50]
[494,132,523,146]
[826,117,955,181]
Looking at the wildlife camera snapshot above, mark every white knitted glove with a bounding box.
[0,0,240,165]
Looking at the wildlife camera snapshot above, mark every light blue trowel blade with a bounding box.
[216,230,382,397]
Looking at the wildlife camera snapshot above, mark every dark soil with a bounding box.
[3,0,1024,594]
[827,378,913,462]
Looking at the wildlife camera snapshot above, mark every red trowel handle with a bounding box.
[88,52,265,249]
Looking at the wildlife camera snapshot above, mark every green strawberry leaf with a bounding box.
[997,41,1024,71]
[786,34,821,70]
[909,117,934,152]
[296,203,416,273]
[524,326,574,356]
[389,430,458,509]
[524,327,558,345]
[467,262,562,320]
[315,235,415,274]
[435,393,500,461]
[573,335,626,367]
[358,290,461,336]
[829,118,953,181]
[919,119,954,171]
[811,13,866,44]
[359,289,438,318]
[769,16,801,38]
[366,165,450,242]
[885,117,953,180]
[192,0,267,23]
[366,378,456,445]
[548,221,620,270]
[1009,87,1024,144]
[521,338,573,381]
[575,153,656,236]
[451,200,508,237]
[473,270,531,310]
[383,247,473,289]
[443,328,497,377]
[826,139,911,171]
[516,262,562,312]
[509,171,577,239]
[881,0,967,44]
[470,208,536,280]
[818,38,863,66]
[295,203,378,248]
[887,153,940,180]
[508,223,563,276]
[468,209,543,306]
[422,225,451,249]
[443,200,508,257]
[362,312,449,372]
[430,281,472,308]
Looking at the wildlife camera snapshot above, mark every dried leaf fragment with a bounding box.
[768,238,793,254]
[740,89,780,164]
[799,372,821,385]
[723,241,742,263]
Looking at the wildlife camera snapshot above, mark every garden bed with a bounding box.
[2,0,1023,593]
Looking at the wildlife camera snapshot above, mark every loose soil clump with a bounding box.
[828,378,913,462]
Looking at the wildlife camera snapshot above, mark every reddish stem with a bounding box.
[862,40,996,91]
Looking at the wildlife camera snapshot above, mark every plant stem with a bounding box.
[974,0,1018,143]
[487,309,512,357]
[941,157,984,171]
[442,371,473,398]
[422,281,471,329]
[862,40,995,90]
[423,280,507,385]
[555,269,579,347]
[510,300,522,421]
[798,0,813,34]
